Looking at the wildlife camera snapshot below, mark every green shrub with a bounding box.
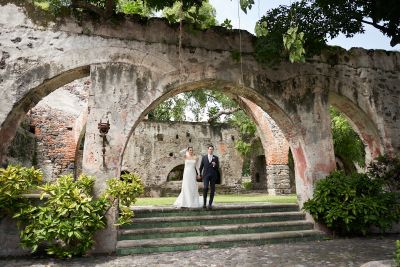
[303,171,400,235]
[10,170,144,258]
[0,165,144,258]
[0,165,42,216]
[15,175,108,258]
[105,172,144,225]
[242,180,252,190]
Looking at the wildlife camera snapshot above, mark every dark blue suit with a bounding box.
[199,154,219,207]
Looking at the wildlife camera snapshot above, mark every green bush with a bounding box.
[0,164,145,258]
[0,165,42,216]
[15,174,109,258]
[105,172,144,225]
[242,180,252,190]
[14,173,144,258]
[303,171,400,235]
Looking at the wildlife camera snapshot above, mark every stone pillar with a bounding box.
[292,91,336,208]
[82,63,154,253]
[266,164,290,195]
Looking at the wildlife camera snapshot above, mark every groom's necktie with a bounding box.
[208,155,212,163]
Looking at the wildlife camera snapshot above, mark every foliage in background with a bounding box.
[255,0,399,64]
[0,165,143,258]
[330,107,365,171]
[368,154,400,192]
[117,0,153,16]
[147,90,257,158]
[147,97,187,122]
[163,1,217,30]
[0,165,42,217]
[242,179,252,190]
[303,170,400,235]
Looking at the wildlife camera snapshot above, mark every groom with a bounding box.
[199,144,219,209]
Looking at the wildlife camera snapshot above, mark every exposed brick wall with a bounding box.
[29,107,77,181]
[22,79,89,181]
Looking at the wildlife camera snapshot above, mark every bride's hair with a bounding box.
[187,146,193,151]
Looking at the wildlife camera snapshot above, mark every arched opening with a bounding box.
[1,60,328,210]
[329,106,366,173]
[113,72,307,204]
[167,164,184,182]
[328,92,383,165]
[4,77,90,181]
[251,155,266,189]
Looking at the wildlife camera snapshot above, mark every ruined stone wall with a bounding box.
[122,121,244,196]
[5,119,36,167]
[5,79,89,181]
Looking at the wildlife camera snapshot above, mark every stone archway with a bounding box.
[329,92,384,164]
[1,4,399,254]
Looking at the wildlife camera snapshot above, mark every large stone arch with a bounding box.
[1,3,399,254]
[237,97,291,195]
[82,61,336,210]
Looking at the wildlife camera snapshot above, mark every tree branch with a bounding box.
[71,0,116,18]
[361,19,387,33]
[208,107,240,123]
[361,19,399,46]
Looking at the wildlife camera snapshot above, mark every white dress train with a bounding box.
[174,159,202,208]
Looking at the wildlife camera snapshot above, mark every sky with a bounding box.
[209,0,398,51]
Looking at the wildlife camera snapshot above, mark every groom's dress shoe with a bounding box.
[202,205,207,209]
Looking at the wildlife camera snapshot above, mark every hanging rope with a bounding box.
[178,2,183,84]
[237,0,244,87]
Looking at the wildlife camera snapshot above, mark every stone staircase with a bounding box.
[116,203,326,255]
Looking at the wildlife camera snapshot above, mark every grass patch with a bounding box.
[135,194,297,206]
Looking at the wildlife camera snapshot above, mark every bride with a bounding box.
[174,147,202,208]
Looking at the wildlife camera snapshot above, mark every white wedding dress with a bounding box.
[174,159,202,208]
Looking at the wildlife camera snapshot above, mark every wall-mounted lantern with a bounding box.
[98,119,110,167]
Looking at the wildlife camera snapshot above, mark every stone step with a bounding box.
[121,211,305,229]
[132,203,299,218]
[118,220,314,240]
[116,229,325,255]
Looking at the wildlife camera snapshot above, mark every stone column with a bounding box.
[266,164,290,195]
[292,91,336,208]
[82,63,154,253]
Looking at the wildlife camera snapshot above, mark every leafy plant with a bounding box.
[15,175,109,258]
[9,170,143,258]
[283,26,305,63]
[242,179,252,190]
[105,172,144,225]
[303,171,400,235]
[162,1,217,30]
[221,19,233,30]
[234,140,251,156]
[0,165,42,217]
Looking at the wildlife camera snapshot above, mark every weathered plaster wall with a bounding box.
[0,2,399,254]
[122,121,243,196]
